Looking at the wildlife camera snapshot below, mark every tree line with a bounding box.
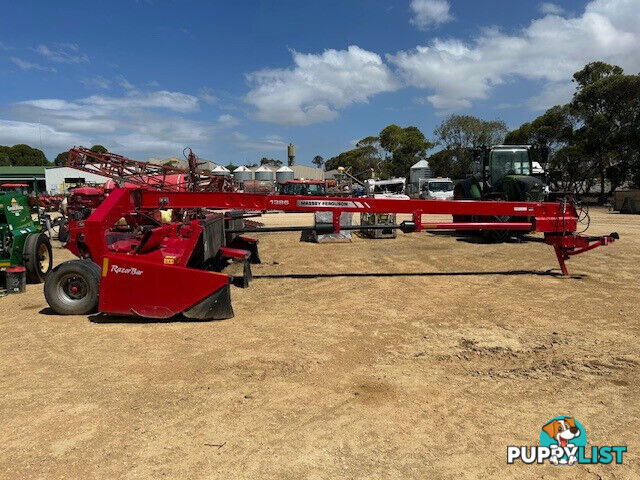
[505,62,640,202]
[0,144,108,167]
[324,61,639,203]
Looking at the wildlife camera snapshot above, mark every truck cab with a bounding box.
[419,178,454,200]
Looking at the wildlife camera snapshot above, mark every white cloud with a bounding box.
[231,132,286,151]
[526,81,575,110]
[35,43,88,63]
[245,45,398,125]
[116,75,135,90]
[389,0,640,111]
[423,94,472,111]
[217,114,240,127]
[0,119,90,150]
[410,0,453,29]
[539,2,564,15]
[81,91,200,113]
[80,75,111,89]
[10,57,56,72]
[199,88,218,105]
[0,87,239,158]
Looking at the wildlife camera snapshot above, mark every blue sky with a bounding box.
[1,0,638,165]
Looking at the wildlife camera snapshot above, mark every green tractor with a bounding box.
[0,190,53,288]
[453,145,549,241]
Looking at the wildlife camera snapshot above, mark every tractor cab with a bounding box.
[465,144,548,202]
[488,147,532,184]
[278,179,326,196]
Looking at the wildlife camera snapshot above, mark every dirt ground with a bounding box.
[1,208,638,479]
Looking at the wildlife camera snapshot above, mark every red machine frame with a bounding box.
[55,186,617,320]
[67,147,234,193]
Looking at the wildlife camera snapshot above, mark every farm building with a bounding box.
[0,165,109,194]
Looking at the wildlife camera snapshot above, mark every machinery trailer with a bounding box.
[44,186,617,320]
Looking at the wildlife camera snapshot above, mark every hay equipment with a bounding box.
[44,169,618,319]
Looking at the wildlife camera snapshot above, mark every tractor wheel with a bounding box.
[483,216,511,243]
[23,233,53,283]
[44,260,101,315]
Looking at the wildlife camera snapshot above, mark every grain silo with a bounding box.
[410,159,432,185]
[287,143,295,166]
[254,165,274,181]
[275,166,294,183]
[211,165,231,176]
[233,165,252,183]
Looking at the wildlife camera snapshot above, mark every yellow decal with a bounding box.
[163,256,176,265]
[102,257,109,277]
[423,224,437,229]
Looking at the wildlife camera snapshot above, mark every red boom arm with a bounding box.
[57,187,616,321]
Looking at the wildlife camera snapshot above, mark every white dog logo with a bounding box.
[542,417,581,465]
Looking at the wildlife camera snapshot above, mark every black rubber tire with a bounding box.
[23,233,53,283]
[44,260,101,315]
[483,216,511,243]
[58,219,70,243]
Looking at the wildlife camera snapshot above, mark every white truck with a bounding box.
[419,177,454,200]
[364,177,410,199]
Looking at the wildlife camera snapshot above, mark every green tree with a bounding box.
[90,144,108,154]
[378,125,433,178]
[0,144,49,166]
[547,144,596,195]
[260,157,282,168]
[312,155,324,169]
[427,149,471,179]
[225,163,237,172]
[504,61,640,200]
[570,62,640,202]
[326,126,432,179]
[434,115,507,149]
[54,151,69,166]
[325,137,383,178]
[432,115,507,178]
[0,151,10,166]
[504,105,575,150]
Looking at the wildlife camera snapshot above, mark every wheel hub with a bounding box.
[62,275,88,300]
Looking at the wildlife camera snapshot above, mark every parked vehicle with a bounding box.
[0,190,52,288]
[419,178,454,200]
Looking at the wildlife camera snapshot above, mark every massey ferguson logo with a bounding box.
[297,200,358,208]
[110,265,143,276]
